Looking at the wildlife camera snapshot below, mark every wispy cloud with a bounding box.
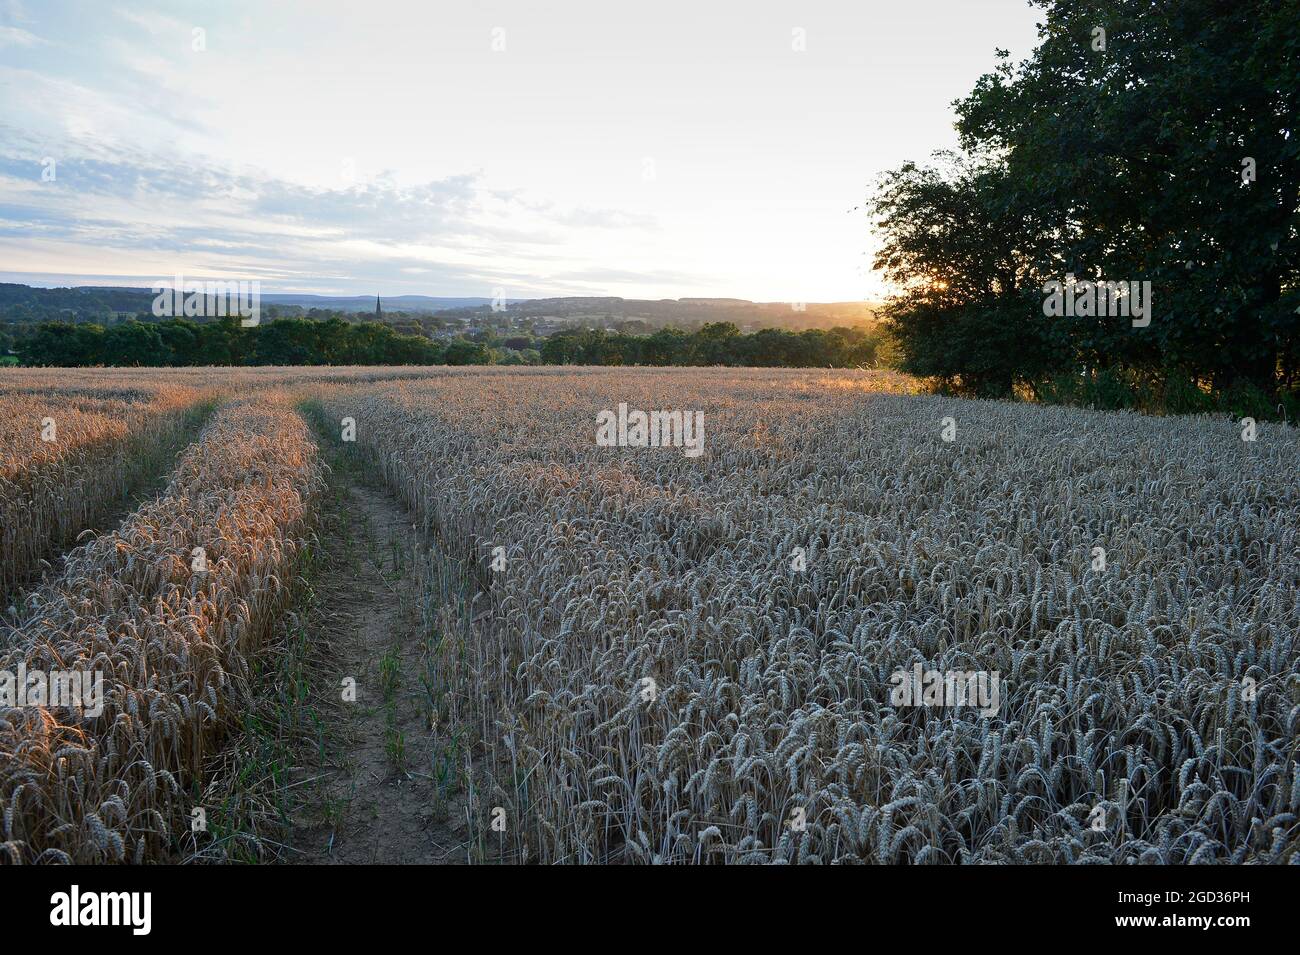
[0,133,677,296]
[111,7,187,37]
[0,24,42,46]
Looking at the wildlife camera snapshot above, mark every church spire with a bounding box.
[375,294,382,320]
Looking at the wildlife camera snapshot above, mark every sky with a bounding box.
[0,0,1043,302]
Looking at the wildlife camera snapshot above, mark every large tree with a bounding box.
[871,155,1065,396]
[876,0,1299,399]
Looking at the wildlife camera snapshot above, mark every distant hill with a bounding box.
[451,296,882,332]
[0,284,496,314]
[0,284,507,324]
[260,294,499,312]
[0,283,880,332]
[0,283,159,313]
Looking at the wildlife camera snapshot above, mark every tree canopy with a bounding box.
[872,0,1299,413]
[19,317,455,367]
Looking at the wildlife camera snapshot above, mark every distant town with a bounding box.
[0,283,888,368]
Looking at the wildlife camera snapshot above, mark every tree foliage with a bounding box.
[19,317,464,367]
[873,0,1299,405]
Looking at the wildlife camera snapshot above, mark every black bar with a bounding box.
[4,864,1277,940]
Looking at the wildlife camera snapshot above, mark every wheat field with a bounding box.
[1,366,1297,864]
[1,390,323,863]
[0,380,212,600]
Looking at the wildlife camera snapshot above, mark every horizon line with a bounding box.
[0,274,883,306]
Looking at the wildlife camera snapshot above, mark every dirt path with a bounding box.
[291,470,469,864]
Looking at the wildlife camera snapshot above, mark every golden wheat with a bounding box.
[0,394,324,863]
[0,380,212,600]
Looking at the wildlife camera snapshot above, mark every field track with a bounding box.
[285,457,468,864]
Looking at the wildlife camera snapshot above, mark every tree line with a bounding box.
[871,0,1299,419]
[17,317,492,367]
[13,316,894,370]
[539,322,890,367]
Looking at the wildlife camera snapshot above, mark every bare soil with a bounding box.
[291,474,469,864]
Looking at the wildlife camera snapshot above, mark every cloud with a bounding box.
[511,197,659,231]
[0,0,31,23]
[111,7,187,37]
[0,136,677,295]
[0,24,41,46]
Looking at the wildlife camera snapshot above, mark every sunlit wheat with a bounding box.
[317,366,1300,864]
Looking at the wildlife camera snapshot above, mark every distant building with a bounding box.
[375,294,382,321]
